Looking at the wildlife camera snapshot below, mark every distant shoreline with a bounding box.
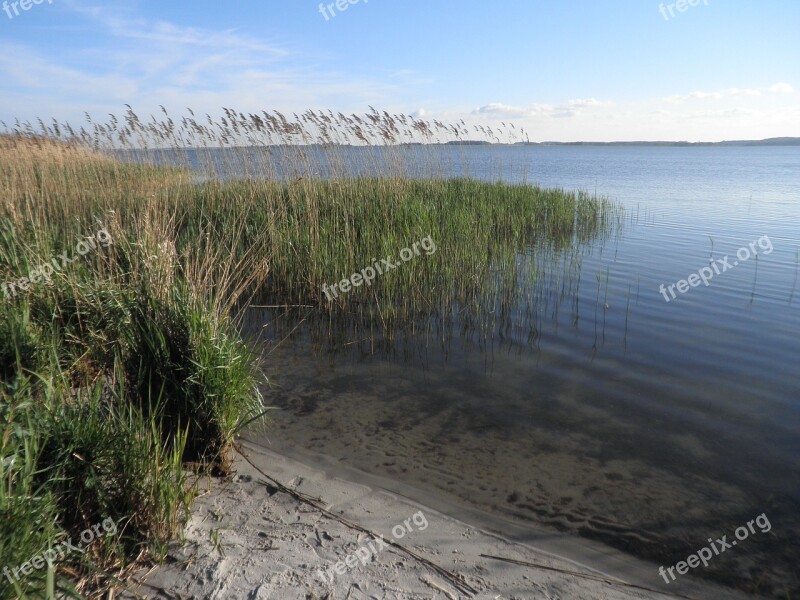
[110,137,800,152]
[441,137,800,146]
[509,137,800,146]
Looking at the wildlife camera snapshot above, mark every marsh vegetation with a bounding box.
[0,108,619,598]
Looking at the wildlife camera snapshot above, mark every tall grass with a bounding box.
[0,107,619,597]
[0,135,267,598]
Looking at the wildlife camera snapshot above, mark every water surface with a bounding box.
[228,145,799,596]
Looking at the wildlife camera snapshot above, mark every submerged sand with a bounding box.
[240,329,793,597]
[119,441,759,600]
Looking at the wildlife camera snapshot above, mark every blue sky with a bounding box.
[1,0,798,141]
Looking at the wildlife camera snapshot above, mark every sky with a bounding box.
[0,0,798,142]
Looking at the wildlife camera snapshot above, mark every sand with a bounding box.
[118,440,760,600]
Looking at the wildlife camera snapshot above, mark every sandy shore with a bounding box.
[118,440,759,600]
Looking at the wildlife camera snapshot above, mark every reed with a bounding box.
[0,106,620,597]
[0,135,267,598]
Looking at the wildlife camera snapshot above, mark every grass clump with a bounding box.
[0,372,192,599]
[124,284,263,466]
[0,384,60,600]
[0,135,267,598]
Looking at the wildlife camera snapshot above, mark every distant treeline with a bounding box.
[512,137,800,146]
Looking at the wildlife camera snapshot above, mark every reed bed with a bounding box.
[0,135,268,598]
[0,107,620,598]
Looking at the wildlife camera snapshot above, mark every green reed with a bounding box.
[0,106,620,597]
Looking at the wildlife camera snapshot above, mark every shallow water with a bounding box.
[225,145,799,596]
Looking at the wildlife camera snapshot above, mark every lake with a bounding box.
[174,144,799,596]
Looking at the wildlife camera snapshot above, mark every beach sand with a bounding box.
[119,440,759,600]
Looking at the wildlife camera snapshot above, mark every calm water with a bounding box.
[173,145,799,595]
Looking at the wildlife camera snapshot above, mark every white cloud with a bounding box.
[476,103,545,118]
[689,91,724,100]
[725,88,762,97]
[566,98,611,109]
[474,98,611,120]
[666,83,795,103]
[450,92,800,142]
[687,107,761,120]
[768,82,794,94]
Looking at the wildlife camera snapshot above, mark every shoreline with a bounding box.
[120,440,759,600]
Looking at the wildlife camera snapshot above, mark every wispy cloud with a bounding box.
[474,98,612,119]
[0,2,412,122]
[63,1,287,56]
[665,83,794,103]
[767,82,794,94]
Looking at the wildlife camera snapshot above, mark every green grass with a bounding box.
[0,112,619,597]
[0,136,268,598]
